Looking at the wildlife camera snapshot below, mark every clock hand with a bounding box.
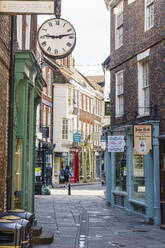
[58,33,74,39]
[44,33,74,39]
[44,34,58,38]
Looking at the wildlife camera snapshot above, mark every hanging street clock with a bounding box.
[38,18,76,59]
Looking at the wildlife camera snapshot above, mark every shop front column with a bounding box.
[153,121,160,224]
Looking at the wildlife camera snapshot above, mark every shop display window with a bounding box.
[86,149,90,177]
[14,138,23,209]
[133,154,145,200]
[115,152,127,191]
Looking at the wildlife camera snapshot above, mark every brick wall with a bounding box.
[110,0,165,132]
[0,16,11,211]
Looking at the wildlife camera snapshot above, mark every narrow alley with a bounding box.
[34,184,165,248]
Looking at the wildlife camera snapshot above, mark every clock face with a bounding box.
[38,18,76,59]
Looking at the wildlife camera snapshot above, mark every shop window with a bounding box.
[14,138,23,209]
[115,152,127,191]
[86,149,90,177]
[133,154,145,200]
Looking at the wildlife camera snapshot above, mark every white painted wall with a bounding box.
[53,84,73,152]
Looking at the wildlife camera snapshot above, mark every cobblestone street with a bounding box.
[34,184,165,248]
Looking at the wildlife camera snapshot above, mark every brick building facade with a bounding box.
[0,16,11,211]
[105,0,165,226]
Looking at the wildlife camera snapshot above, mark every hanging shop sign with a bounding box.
[108,136,125,152]
[0,0,55,14]
[73,132,81,143]
[133,124,152,155]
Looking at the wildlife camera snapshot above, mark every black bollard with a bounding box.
[68,183,71,195]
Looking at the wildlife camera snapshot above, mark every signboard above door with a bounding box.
[0,0,55,14]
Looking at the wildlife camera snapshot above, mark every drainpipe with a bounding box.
[7,16,16,210]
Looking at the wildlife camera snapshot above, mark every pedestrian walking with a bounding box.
[63,166,72,185]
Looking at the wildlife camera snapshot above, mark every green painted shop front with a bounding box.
[12,51,45,214]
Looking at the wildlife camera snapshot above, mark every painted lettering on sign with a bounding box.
[133,124,152,155]
[0,1,55,14]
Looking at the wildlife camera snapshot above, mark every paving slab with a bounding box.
[34,184,165,248]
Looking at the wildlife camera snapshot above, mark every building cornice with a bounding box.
[105,0,121,9]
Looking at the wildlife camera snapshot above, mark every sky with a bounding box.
[38,0,110,76]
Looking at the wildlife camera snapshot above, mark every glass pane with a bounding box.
[115,152,127,191]
[133,154,145,200]
[14,138,23,209]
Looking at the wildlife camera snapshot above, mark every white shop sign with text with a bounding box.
[108,136,125,152]
[0,0,55,14]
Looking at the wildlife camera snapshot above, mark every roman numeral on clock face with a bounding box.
[56,20,60,25]
[54,49,58,54]
[48,22,53,27]
[41,41,47,47]
[47,47,51,52]
[40,35,45,39]
[66,42,72,47]
[67,28,72,32]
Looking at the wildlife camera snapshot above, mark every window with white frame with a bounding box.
[17,16,23,49]
[91,98,94,114]
[115,71,124,117]
[73,89,76,105]
[87,123,89,136]
[115,0,123,49]
[79,92,82,109]
[83,95,86,111]
[42,105,46,126]
[138,60,150,116]
[79,120,81,133]
[94,98,97,115]
[145,0,154,31]
[48,69,51,97]
[47,108,51,138]
[62,119,68,139]
[83,122,86,140]
[42,67,47,95]
[68,88,71,106]
[91,124,93,134]
[75,89,77,107]
[89,98,91,113]
[25,15,31,49]
[72,118,74,132]
[87,97,89,112]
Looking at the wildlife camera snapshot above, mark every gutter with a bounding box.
[7,16,15,210]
